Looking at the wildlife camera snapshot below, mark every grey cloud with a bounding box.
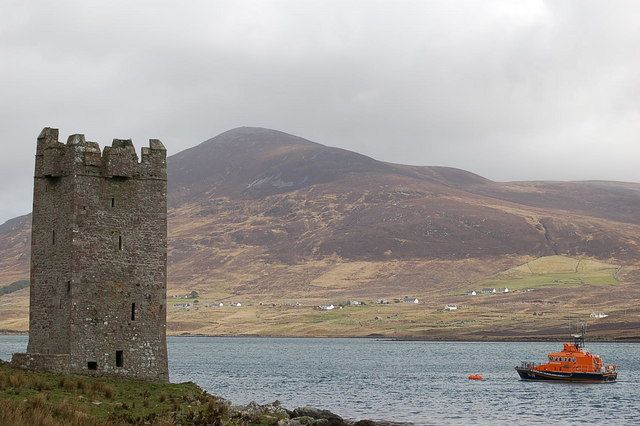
[1,0,639,223]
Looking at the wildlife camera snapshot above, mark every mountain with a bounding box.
[1,127,639,339]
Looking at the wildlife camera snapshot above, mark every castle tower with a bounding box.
[11,128,169,382]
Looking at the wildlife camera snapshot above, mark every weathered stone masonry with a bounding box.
[11,127,169,382]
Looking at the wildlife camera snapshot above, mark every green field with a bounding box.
[476,256,620,291]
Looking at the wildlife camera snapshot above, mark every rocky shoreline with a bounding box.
[234,401,406,425]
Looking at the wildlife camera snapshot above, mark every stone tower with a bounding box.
[11,128,169,382]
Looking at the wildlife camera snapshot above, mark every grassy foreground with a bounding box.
[0,362,233,425]
[1,361,346,426]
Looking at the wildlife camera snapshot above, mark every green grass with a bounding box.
[0,362,234,425]
[476,256,620,291]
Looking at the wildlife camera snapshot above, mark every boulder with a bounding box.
[292,406,344,425]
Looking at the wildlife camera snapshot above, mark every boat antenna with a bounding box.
[573,322,586,349]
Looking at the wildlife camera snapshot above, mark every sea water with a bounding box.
[1,336,638,425]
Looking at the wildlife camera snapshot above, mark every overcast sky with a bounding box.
[1,1,639,223]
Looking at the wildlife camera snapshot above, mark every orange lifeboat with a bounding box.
[515,326,617,383]
[468,374,484,381]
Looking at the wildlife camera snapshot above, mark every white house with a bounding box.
[482,288,497,294]
[445,304,458,311]
[348,300,362,306]
[590,312,609,319]
[500,287,510,293]
[466,290,477,296]
[319,304,335,311]
[231,302,242,307]
[404,297,419,304]
[377,299,389,304]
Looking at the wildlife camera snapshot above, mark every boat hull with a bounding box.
[515,367,617,383]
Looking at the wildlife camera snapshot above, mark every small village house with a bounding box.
[319,304,335,311]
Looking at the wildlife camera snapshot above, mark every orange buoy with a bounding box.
[468,374,484,381]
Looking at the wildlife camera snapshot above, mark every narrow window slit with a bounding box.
[111,197,115,208]
[116,350,123,367]
[52,230,56,245]
[118,235,122,251]
[131,302,136,321]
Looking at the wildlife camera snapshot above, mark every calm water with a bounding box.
[1,336,638,425]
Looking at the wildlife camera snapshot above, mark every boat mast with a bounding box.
[573,323,586,349]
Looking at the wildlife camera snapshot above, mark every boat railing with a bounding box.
[520,361,537,369]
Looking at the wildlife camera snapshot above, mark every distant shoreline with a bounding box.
[3,331,637,343]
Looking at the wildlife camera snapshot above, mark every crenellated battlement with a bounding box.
[35,127,166,180]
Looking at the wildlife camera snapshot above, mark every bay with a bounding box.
[1,336,638,425]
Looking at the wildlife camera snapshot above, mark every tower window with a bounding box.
[118,235,123,251]
[116,350,123,367]
[111,197,115,208]
[131,302,136,321]
[67,281,71,294]
[52,230,56,245]
[87,361,97,370]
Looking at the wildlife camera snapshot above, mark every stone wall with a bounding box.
[12,127,168,382]
[11,353,70,375]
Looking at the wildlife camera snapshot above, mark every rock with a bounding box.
[292,406,344,425]
[236,400,291,422]
[278,416,322,426]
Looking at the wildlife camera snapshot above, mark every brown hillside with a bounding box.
[1,127,639,339]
